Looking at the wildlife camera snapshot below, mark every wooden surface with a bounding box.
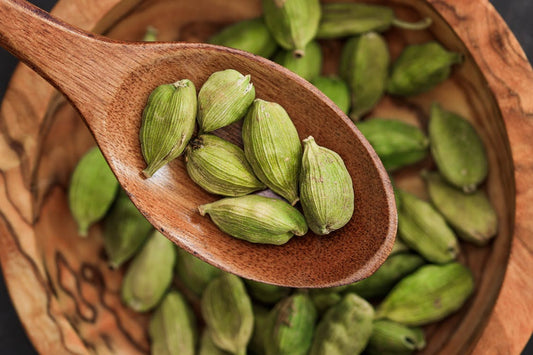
[0,0,531,354]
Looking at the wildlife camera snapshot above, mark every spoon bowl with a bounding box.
[0,0,396,287]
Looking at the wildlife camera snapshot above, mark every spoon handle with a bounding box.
[0,0,130,121]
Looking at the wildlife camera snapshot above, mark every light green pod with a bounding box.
[387,42,463,96]
[309,293,374,355]
[142,26,158,41]
[429,103,488,192]
[248,304,270,355]
[103,190,153,268]
[264,293,317,355]
[262,0,321,57]
[197,69,255,133]
[68,146,119,236]
[208,18,278,58]
[339,32,390,121]
[343,253,425,299]
[140,79,197,177]
[149,291,197,355]
[376,262,474,326]
[121,231,176,312]
[199,330,232,355]
[356,118,429,171]
[396,189,459,263]
[311,76,351,114]
[317,2,432,39]
[185,134,266,196]
[309,289,343,315]
[242,99,302,205]
[274,41,322,81]
[300,136,354,235]
[175,248,222,296]
[201,273,254,355]
[198,195,308,245]
[244,279,291,304]
[365,320,426,355]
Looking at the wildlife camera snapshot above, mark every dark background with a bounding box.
[1,0,532,354]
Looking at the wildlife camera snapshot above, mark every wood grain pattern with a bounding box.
[0,0,532,354]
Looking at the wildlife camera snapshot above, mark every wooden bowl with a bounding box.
[0,0,531,354]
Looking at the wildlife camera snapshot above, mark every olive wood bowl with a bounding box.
[0,0,532,354]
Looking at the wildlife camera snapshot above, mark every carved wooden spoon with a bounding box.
[0,0,396,287]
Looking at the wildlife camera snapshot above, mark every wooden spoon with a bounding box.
[0,0,396,287]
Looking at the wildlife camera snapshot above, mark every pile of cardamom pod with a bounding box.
[65,0,500,354]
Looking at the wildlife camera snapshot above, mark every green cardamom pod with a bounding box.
[365,320,426,355]
[198,195,308,245]
[300,136,354,235]
[343,253,425,299]
[339,32,390,120]
[208,18,278,58]
[185,134,266,196]
[121,231,176,312]
[68,146,119,236]
[242,99,302,204]
[197,69,255,133]
[140,79,197,177]
[309,289,343,315]
[244,279,291,304]
[264,293,317,355]
[199,330,232,355]
[396,189,459,263]
[390,237,410,256]
[201,273,254,355]
[175,248,222,296]
[424,171,497,245]
[429,103,488,192]
[149,290,197,355]
[103,190,153,268]
[387,42,463,96]
[311,76,351,114]
[317,2,432,39]
[248,304,270,355]
[376,262,474,326]
[262,0,321,57]
[274,40,322,81]
[309,293,374,355]
[142,26,158,41]
[355,118,429,171]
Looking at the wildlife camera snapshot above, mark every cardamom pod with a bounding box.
[396,189,459,263]
[244,279,291,304]
[68,146,119,236]
[355,118,429,171]
[264,293,317,355]
[309,293,374,355]
[339,32,389,120]
[175,248,222,296]
[309,288,343,315]
[140,79,197,177]
[103,190,153,268]
[274,40,322,81]
[429,103,488,192]
[242,99,302,205]
[201,273,254,355]
[317,2,432,39]
[185,134,266,196]
[121,231,176,312]
[376,262,474,326]
[311,76,351,114]
[365,320,426,355]
[208,18,278,58]
[198,195,308,245]
[197,69,255,133]
[390,238,410,256]
[199,330,232,355]
[149,290,197,355]
[300,136,354,235]
[343,253,425,299]
[262,0,321,57]
[387,42,463,96]
[142,26,158,41]
[424,171,497,245]
[248,304,270,355]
